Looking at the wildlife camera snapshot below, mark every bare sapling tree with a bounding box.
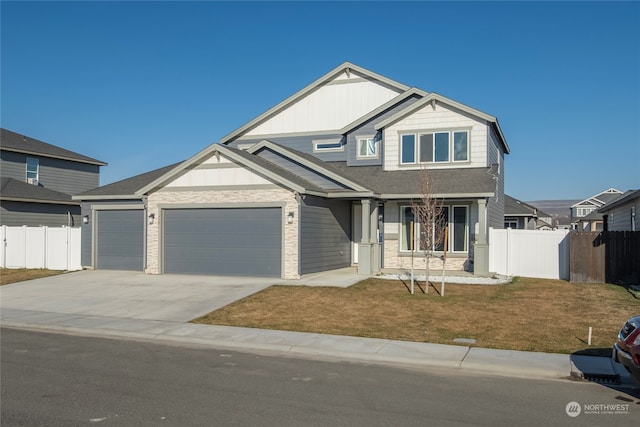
[411,166,447,293]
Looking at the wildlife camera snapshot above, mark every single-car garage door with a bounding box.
[163,207,282,277]
[96,209,144,270]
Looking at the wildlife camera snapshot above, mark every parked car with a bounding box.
[613,315,640,385]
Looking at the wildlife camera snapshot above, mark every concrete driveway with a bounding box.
[0,270,277,322]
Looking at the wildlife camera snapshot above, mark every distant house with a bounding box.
[598,189,640,231]
[0,128,106,227]
[571,188,623,231]
[504,195,552,230]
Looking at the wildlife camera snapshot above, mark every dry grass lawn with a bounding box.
[192,277,640,354]
[0,268,65,286]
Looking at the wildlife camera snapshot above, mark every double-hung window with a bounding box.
[357,137,377,158]
[400,205,468,253]
[26,157,39,183]
[400,130,468,164]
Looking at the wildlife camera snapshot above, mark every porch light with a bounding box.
[83,215,89,224]
[148,213,155,225]
[287,211,294,224]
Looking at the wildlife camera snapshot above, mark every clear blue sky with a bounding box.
[2,1,639,201]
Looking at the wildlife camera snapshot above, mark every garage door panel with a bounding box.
[163,208,281,277]
[96,210,144,271]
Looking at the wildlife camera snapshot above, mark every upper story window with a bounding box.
[357,136,378,159]
[26,157,39,183]
[400,130,469,165]
[576,207,595,217]
[313,139,343,153]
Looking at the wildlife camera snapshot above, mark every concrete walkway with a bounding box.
[0,269,634,386]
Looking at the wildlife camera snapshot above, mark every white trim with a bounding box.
[312,139,344,153]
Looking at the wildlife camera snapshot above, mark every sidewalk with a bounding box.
[2,306,631,385]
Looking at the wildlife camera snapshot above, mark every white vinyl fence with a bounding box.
[0,225,82,271]
[489,228,570,280]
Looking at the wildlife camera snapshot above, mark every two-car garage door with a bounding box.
[163,208,282,277]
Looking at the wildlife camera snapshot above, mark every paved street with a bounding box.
[2,329,638,427]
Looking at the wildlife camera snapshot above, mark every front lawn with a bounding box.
[192,277,640,354]
[0,268,65,286]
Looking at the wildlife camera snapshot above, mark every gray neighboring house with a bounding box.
[75,62,510,278]
[598,189,640,231]
[504,195,552,230]
[0,128,106,226]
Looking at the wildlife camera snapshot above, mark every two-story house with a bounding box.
[1,128,106,227]
[76,62,509,278]
[571,188,623,231]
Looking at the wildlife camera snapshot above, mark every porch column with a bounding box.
[358,199,379,275]
[474,198,490,276]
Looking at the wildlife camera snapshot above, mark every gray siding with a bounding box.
[1,150,100,195]
[487,129,505,233]
[300,196,351,274]
[1,201,80,227]
[229,134,347,162]
[255,148,349,190]
[80,200,144,268]
[607,200,640,231]
[345,94,421,167]
[163,207,282,277]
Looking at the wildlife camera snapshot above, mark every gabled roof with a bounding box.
[571,188,623,208]
[504,195,550,218]
[220,62,410,144]
[74,162,184,200]
[598,189,640,213]
[133,143,334,197]
[1,177,78,205]
[1,128,107,166]
[374,93,510,154]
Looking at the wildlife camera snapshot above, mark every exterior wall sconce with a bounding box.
[148,213,155,225]
[83,215,89,224]
[287,211,294,224]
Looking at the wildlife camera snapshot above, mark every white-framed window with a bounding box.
[313,139,343,152]
[504,220,518,229]
[400,205,468,253]
[26,157,39,183]
[400,130,469,164]
[576,207,595,217]
[357,136,377,158]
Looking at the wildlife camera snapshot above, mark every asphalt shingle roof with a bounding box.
[1,128,107,166]
[76,162,183,197]
[0,177,77,204]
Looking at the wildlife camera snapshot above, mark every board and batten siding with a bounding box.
[1,201,80,227]
[163,154,275,189]
[1,150,100,195]
[300,196,351,274]
[382,102,489,171]
[245,70,402,136]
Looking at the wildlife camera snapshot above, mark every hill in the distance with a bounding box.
[527,200,579,227]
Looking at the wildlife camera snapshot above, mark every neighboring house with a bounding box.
[571,188,623,231]
[598,189,640,231]
[0,128,106,227]
[504,195,552,230]
[75,62,509,278]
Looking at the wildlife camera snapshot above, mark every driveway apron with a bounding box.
[0,270,276,322]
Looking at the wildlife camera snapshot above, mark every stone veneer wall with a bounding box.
[146,189,300,279]
[383,238,467,271]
